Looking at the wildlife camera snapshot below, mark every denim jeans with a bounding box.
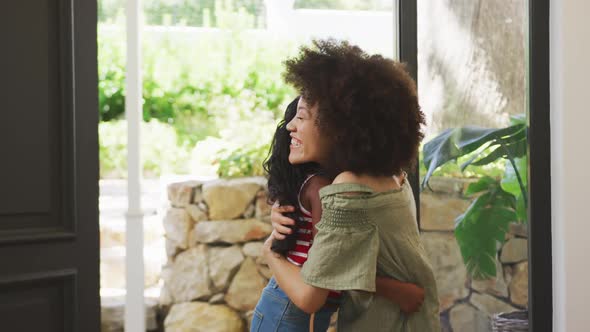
[251,277,339,332]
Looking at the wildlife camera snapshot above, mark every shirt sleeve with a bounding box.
[300,184,380,292]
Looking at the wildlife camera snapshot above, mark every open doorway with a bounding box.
[97,0,397,330]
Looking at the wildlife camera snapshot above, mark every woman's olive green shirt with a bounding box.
[300,181,440,332]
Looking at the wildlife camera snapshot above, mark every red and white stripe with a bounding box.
[286,209,314,266]
[286,206,341,298]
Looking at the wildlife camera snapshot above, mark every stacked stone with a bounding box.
[160,175,529,332]
[420,177,529,332]
[161,177,273,332]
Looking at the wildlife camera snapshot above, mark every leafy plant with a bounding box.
[97,15,299,179]
[216,144,269,177]
[99,0,265,27]
[421,115,527,279]
[98,22,296,140]
[99,120,191,178]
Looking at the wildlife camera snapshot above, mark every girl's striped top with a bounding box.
[286,174,341,299]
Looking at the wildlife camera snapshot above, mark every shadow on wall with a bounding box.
[418,0,526,135]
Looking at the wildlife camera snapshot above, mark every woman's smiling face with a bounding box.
[286,97,330,166]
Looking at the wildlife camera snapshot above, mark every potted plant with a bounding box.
[421,115,527,279]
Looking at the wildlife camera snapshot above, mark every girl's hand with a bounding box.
[270,203,296,240]
[398,282,425,315]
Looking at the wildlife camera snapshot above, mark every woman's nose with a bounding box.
[286,119,295,131]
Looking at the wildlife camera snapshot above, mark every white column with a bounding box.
[125,0,145,330]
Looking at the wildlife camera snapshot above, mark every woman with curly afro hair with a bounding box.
[253,97,427,332]
[261,39,441,331]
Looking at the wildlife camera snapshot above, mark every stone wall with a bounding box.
[421,177,529,332]
[161,176,529,332]
[160,177,273,332]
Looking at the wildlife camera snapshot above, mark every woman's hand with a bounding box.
[270,203,296,240]
[263,231,284,260]
[262,232,274,257]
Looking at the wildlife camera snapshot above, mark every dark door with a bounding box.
[0,0,100,331]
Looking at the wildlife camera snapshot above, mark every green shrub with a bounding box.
[99,120,127,178]
[97,18,301,178]
[99,0,265,27]
[99,120,191,178]
[98,27,126,122]
[190,99,278,177]
[98,23,296,143]
[99,103,278,179]
[215,144,270,177]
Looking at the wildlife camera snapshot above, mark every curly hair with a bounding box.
[283,39,426,176]
[263,96,321,255]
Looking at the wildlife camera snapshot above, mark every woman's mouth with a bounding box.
[290,137,302,148]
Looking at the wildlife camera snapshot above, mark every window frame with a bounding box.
[398,0,553,330]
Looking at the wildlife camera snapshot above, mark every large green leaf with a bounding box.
[463,176,498,196]
[462,126,527,170]
[422,124,526,189]
[455,176,517,279]
[465,140,526,169]
[501,157,527,196]
[501,157,528,222]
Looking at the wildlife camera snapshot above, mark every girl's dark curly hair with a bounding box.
[263,96,320,256]
[283,39,426,176]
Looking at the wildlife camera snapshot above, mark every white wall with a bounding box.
[265,0,395,58]
[551,0,590,331]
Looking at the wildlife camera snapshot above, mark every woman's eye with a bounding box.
[296,116,304,120]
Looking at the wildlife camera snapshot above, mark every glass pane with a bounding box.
[418,0,530,330]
